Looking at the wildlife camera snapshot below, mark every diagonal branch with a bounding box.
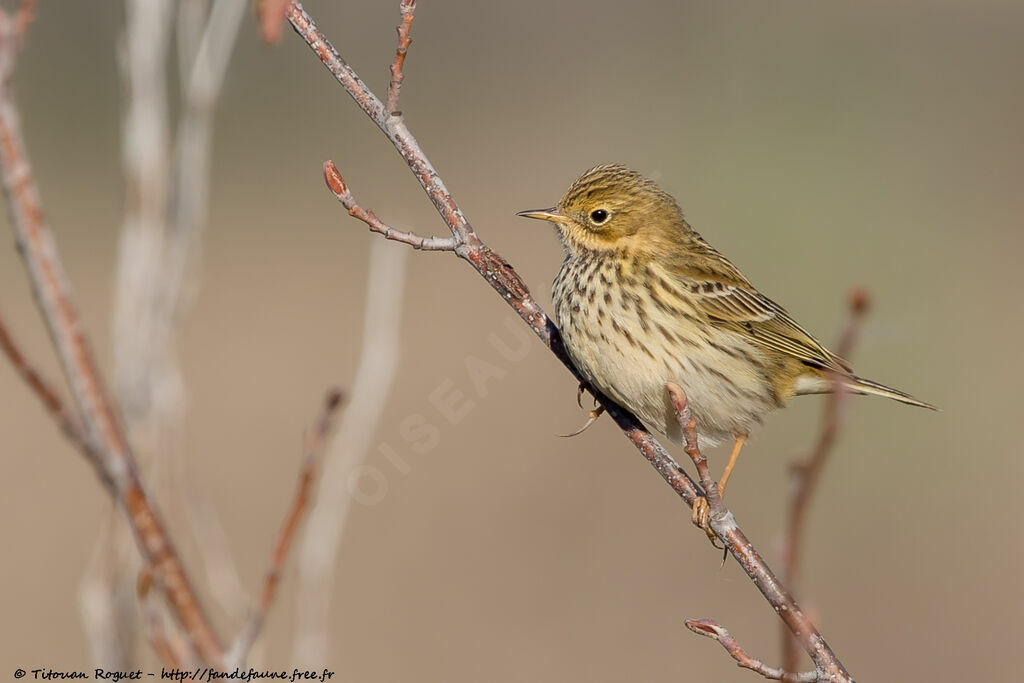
[668,383,841,681]
[285,3,853,681]
[0,314,90,454]
[227,388,345,668]
[324,163,457,251]
[780,290,870,673]
[0,9,222,664]
[686,619,818,683]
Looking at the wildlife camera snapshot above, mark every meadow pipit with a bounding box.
[518,164,934,517]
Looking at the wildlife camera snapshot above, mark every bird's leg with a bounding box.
[691,434,747,547]
[717,434,748,497]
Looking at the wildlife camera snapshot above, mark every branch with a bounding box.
[0,10,222,664]
[686,619,817,683]
[227,389,345,668]
[286,3,852,680]
[780,290,869,673]
[0,314,90,453]
[257,0,292,44]
[292,240,408,665]
[324,163,457,251]
[385,0,415,114]
[667,384,846,681]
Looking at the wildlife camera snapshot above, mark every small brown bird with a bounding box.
[519,164,934,500]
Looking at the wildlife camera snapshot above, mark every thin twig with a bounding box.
[385,0,415,115]
[286,3,853,681]
[668,383,841,681]
[292,239,408,665]
[257,0,292,44]
[0,314,89,450]
[13,0,35,37]
[686,619,817,683]
[780,290,870,673]
[0,10,222,664]
[227,389,346,668]
[324,163,457,251]
[667,381,723,513]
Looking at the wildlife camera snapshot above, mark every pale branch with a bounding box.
[686,619,818,683]
[0,9,222,664]
[112,0,249,649]
[779,290,869,674]
[292,239,408,665]
[324,162,457,251]
[286,3,853,681]
[227,389,345,668]
[667,384,847,681]
[138,566,189,669]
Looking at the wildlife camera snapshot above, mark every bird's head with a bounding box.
[517,163,689,255]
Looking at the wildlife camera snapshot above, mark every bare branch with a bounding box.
[324,161,457,251]
[686,619,817,683]
[285,3,853,680]
[13,0,35,38]
[227,389,345,668]
[780,290,869,673]
[667,381,723,513]
[385,0,415,115]
[0,314,89,452]
[666,383,849,682]
[0,11,222,663]
[257,0,292,44]
[292,239,408,665]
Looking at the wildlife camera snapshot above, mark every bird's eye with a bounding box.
[589,209,609,224]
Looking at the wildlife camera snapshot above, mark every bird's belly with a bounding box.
[555,274,776,447]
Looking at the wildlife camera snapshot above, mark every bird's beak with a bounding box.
[516,207,564,223]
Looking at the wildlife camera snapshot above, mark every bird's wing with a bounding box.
[668,254,851,373]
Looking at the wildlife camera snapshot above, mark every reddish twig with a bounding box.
[13,0,35,37]
[385,0,415,114]
[286,3,853,681]
[667,384,848,682]
[257,0,292,44]
[780,290,870,674]
[0,10,222,664]
[323,164,457,251]
[686,619,817,683]
[667,382,723,512]
[0,314,90,452]
[227,388,346,667]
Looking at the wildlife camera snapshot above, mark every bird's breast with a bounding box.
[552,255,777,446]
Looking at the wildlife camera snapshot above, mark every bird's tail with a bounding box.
[846,375,937,410]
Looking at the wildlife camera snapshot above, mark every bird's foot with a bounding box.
[691,495,722,547]
[560,405,605,438]
[575,380,597,409]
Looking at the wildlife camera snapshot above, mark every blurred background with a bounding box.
[1,0,1022,680]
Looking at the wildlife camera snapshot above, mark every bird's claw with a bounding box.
[576,381,597,409]
[560,405,606,438]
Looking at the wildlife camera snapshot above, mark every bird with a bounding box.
[517,163,935,519]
